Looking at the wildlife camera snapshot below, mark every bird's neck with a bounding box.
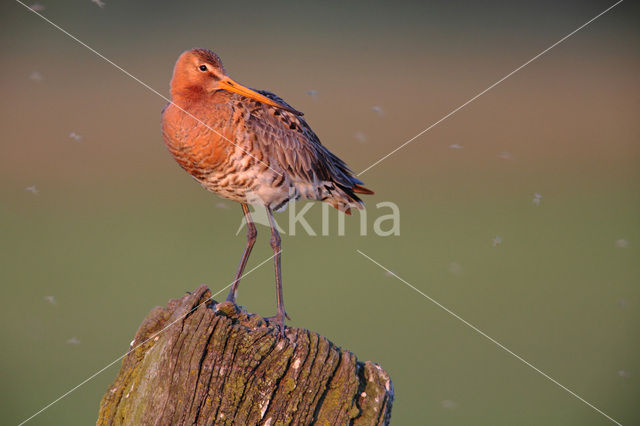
[170,86,208,107]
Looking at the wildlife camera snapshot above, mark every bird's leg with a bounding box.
[226,203,257,304]
[265,206,289,335]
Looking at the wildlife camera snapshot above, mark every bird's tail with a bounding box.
[353,184,374,195]
[329,181,374,215]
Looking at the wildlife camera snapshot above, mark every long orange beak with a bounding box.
[218,77,303,116]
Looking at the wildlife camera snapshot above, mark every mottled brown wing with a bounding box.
[247,89,367,203]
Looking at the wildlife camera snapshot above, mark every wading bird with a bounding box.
[161,48,373,334]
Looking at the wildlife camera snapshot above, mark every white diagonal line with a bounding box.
[17,251,280,426]
[356,249,622,426]
[357,0,623,176]
[14,0,283,177]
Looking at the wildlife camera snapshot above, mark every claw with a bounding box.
[265,314,287,338]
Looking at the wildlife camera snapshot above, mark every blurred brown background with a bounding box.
[1,0,639,424]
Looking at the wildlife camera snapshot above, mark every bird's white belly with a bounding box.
[199,165,295,210]
[251,175,298,211]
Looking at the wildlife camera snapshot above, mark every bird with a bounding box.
[161,48,373,335]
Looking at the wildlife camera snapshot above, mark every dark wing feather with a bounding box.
[248,89,368,205]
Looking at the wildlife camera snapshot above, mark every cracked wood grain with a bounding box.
[97,285,393,425]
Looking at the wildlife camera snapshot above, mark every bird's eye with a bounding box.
[199,65,208,72]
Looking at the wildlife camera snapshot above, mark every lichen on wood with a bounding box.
[97,285,393,425]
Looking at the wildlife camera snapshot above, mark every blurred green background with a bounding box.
[1,0,639,424]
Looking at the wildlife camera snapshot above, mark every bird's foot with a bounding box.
[265,312,291,338]
[225,285,240,304]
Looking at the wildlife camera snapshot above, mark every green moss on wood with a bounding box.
[97,285,393,425]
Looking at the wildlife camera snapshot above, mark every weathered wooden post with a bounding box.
[97,285,393,425]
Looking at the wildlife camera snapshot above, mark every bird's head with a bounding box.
[170,48,301,115]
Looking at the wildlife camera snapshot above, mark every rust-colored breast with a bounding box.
[161,102,232,180]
